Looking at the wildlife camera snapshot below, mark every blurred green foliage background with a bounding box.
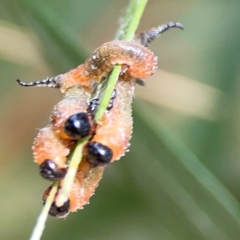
[1,0,240,239]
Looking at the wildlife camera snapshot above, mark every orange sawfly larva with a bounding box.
[17,22,183,218]
[17,22,183,92]
[17,41,157,93]
[33,85,90,180]
[42,79,135,217]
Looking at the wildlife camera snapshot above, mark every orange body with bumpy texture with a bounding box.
[17,22,184,217]
[50,86,90,139]
[43,158,105,213]
[92,80,134,161]
[37,40,157,216]
[33,86,89,168]
[33,126,74,168]
[42,79,136,213]
[58,40,157,93]
[65,80,135,212]
[68,158,105,212]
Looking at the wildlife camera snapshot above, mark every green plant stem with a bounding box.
[122,0,148,41]
[55,137,89,206]
[29,182,58,240]
[94,65,122,122]
[95,0,148,122]
[30,0,148,239]
[115,0,147,41]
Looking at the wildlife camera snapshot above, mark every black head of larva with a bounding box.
[39,159,67,181]
[43,199,70,218]
[64,112,91,139]
[86,142,113,167]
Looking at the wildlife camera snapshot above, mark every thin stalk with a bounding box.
[94,65,122,122]
[123,0,148,41]
[95,0,148,122]
[55,137,89,206]
[29,182,58,240]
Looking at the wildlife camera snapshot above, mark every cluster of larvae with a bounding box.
[17,22,183,218]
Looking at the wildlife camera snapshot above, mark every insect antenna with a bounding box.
[16,75,62,89]
[138,22,184,47]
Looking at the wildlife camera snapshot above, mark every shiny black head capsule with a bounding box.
[39,159,67,181]
[87,142,113,167]
[43,199,70,218]
[64,112,91,139]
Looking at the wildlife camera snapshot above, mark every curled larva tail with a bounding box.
[60,40,157,91]
[87,40,158,79]
[18,22,184,93]
[21,41,157,93]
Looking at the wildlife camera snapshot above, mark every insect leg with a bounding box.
[135,78,145,86]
